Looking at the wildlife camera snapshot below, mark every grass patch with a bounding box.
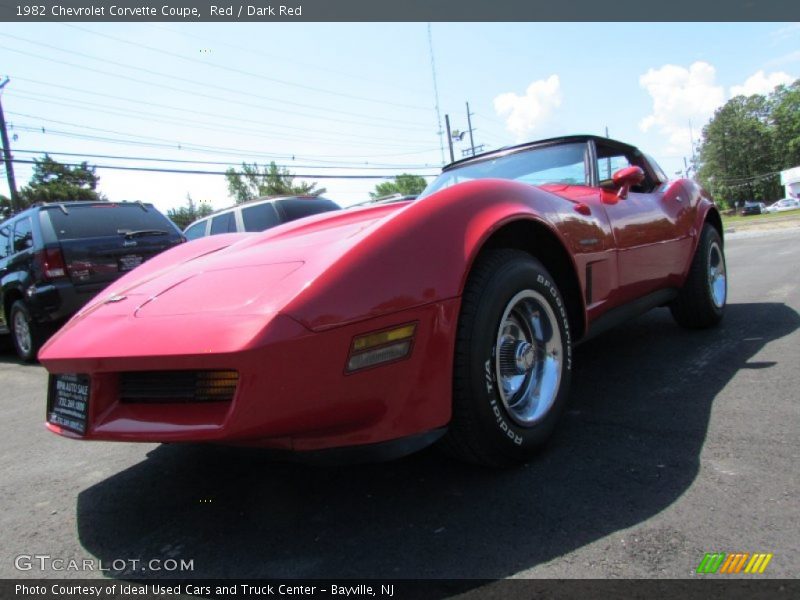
[722,208,800,225]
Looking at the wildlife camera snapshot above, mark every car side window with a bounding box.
[241,203,280,232]
[0,224,11,259]
[184,220,207,240]
[209,212,236,235]
[595,144,654,193]
[12,217,33,253]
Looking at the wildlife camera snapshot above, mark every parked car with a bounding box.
[741,201,766,216]
[0,201,184,361]
[764,198,800,213]
[40,135,726,467]
[183,195,341,240]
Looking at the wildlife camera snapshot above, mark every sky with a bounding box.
[0,21,798,215]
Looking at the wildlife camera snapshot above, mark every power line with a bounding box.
[63,24,431,112]
[144,23,426,97]
[10,120,441,160]
[10,75,429,135]
[6,96,435,151]
[8,158,435,179]
[10,148,442,171]
[0,43,431,132]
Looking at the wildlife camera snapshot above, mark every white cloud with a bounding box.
[493,75,562,140]
[730,70,794,97]
[638,61,725,154]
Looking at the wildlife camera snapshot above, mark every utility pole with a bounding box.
[0,77,20,211]
[445,114,455,163]
[427,24,445,165]
[465,102,476,157]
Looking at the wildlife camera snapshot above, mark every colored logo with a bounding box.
[696,552,773,574]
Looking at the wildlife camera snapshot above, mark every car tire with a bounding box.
[670,224,726,329]
[441,249,573,467]
[10,301,44,362]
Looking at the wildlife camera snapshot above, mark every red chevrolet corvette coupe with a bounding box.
[40,136,726,466]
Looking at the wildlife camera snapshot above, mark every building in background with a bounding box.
[781,166,800,199]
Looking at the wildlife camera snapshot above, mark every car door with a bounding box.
[592,141,692,300]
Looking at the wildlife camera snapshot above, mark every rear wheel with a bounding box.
[10,301,44,362]
[442,249,573,467]
[670,224,726,329]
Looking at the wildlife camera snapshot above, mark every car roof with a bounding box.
[443,134,639,171]
[2,200,156,225]
[198,195,329,220]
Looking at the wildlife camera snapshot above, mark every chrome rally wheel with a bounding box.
[495,290,563,427]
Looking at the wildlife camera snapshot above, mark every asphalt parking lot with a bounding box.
[1,229,798,581]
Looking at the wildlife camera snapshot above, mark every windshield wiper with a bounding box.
[117,229,169,238]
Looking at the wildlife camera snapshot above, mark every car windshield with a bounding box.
[419,142,589,199]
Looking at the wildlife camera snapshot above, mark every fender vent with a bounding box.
[119,370,238,403]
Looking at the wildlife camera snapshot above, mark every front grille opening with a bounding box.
[119,370,238,403]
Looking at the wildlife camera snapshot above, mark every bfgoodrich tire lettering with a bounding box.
[442,249,572,467]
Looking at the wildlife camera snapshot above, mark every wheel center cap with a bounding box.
[515,342,535,372]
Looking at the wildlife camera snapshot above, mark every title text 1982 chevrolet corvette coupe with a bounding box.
[40,136,726,466]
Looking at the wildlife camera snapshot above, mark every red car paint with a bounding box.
[39,136,720,456]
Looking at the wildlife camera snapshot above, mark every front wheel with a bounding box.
[670,224,726,329]
[441,250,573,467]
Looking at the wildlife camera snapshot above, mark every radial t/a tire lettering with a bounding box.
[442,249,572,467]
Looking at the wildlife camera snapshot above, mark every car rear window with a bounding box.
[241,202,280,232]
[277,197,340,222]
[46,204,174,240]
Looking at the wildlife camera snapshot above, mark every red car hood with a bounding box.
[70,203,406,321]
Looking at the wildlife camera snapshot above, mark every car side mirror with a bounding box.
[612,166,645,199]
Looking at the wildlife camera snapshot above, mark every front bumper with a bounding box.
[41,300,460,452]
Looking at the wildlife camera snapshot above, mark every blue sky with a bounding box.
[1,22,798,213]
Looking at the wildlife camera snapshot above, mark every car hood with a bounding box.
[70,203,406,322]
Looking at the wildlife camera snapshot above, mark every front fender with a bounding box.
[285,179,574,332]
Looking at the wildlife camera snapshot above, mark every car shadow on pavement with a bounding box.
[75,302,799,579]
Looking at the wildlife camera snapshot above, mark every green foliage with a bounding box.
[167,194,215,230]
[0,194,12,220]
[771,81,800,170]
[697,79,799,208]
[225,162,324,204]
[369,173,428,200]
[19,155,105,205]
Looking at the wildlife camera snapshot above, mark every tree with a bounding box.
[18,155,105,205]
[770,81,800,170]
[225,162,324,204]
[0,194,12,219]
[369,173,428,199]
[167,194,214,230]
[696,94,780,208]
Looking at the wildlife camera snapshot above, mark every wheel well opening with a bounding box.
[477,220,586,340]
[705,208,724,242]
[4,290,24,324]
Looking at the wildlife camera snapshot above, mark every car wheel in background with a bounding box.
[670,224,726,329]
[441,249,572,467]
[10,301,44,362]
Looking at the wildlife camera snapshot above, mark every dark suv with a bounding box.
[0,202,184,361]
